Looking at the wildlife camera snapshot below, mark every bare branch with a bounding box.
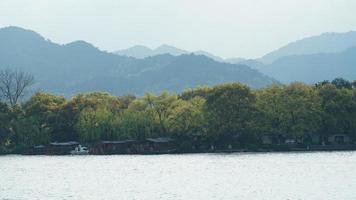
[0,68,35,106]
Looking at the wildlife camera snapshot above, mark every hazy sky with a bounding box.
[1,0,356,58]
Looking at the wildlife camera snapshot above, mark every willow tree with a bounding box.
[22,92,66,142]
[75,107,117,142]
[169,96,207,138]
[61,92,124,141]
[118,99,158,140]
[142,92,180,135]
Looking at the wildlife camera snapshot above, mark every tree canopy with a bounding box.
[1,78,356,154]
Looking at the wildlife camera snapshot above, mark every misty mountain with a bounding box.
[224,57,246,64]
[237,59,265,70]
[259,31,356,64]
[115,45,228,63]
[113,45,153,59]
[0,26,276,96]
[260,47,356,83]
[192,51,225,62]
[114,45,189,59]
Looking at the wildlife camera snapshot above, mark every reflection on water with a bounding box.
[1,152,356,200]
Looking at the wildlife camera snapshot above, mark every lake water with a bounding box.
[1,152,356,200]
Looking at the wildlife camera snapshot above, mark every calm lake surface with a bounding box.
[1,152,356,200]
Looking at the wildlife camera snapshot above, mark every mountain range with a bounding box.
[0,26,276,96]
[115,31,356,83]
[258,31,356,64]
[1,26,356,96]
[115,31,356,84]
[257,31,356,83]
[261,47,356,83]
[114,45,228,63]
[115,45,188,58]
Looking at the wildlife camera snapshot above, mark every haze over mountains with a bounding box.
[261,47,356,83]
[115,31,356,84]
[114,45,228,63]
[0,26,276,96]
[259,31,356,83]
[259,31,356,64]
[0,26,356,96]
[115,45,188,58]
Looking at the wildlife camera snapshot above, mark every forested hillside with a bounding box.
[261,47,356,83]
[0,26,276,96]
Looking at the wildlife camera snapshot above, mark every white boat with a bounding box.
[70,145,89,155]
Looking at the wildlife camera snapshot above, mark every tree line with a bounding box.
[1,69,356,153]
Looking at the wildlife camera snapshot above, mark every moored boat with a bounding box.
[70,145,89,155]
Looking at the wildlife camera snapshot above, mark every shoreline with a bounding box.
[2,145,356,156]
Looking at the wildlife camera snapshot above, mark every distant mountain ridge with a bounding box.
[114,45,229,63]
[114,45,188,58]
[2,26,355,90]
[259,31,356,64]
[260,47,356,83]
[0,26,276,96]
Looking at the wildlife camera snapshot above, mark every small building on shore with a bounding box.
[144,137,176,153]
[328,134,351,145]
[261,134,274,145]
[26,145,46,155]
[261,134,285,145]
[311,134,321,145]
[90,137,176,154]
[48,141,79,155]
[93,140,136,154]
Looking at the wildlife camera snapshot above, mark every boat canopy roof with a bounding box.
[50,141,79,146]
[101,140,136,144]
[146,137,174,143]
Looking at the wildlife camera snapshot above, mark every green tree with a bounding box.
[14,116,52,147]
[317,84,356,141]
[75,107,117,142]
[169,97,207,137]
[22,92,66,142]
[61,92,124,141]
[0,102,12,152]
[205,83,258,145]
[255,85,285,137]
[180,86,212,100]
[331,78,352,89]
[142,92,180,135]
[118,99,157,140]
[280,83,321,139]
